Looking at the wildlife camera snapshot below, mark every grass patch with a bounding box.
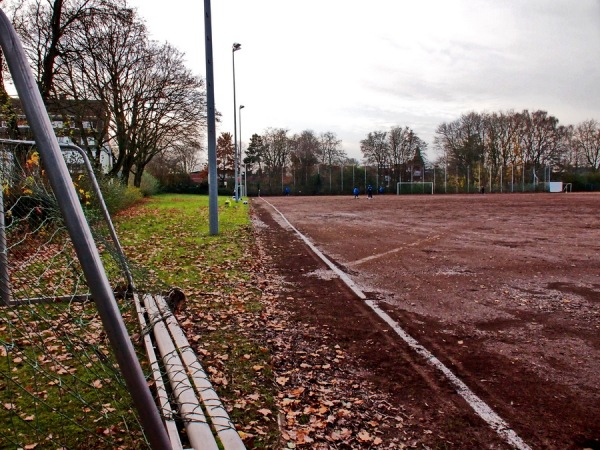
[116,194,280,447]
[0,300,147,449]
[1,194,279,448]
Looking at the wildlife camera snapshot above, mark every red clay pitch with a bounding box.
[253,192,600,450]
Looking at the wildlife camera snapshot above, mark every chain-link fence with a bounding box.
[0,141,167,448]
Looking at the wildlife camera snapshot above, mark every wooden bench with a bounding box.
[134,293,246,450]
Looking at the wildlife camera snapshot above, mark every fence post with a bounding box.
[0,172,10,306]
[0,9,172,449]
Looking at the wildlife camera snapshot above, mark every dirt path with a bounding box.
[251,193,600,450]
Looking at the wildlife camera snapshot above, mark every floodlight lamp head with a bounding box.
[240,105,245,110]
[232,42,241,52]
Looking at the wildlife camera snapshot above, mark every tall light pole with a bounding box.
[239,104,245,198]
[204,0,219,235]
[232,42,241,201]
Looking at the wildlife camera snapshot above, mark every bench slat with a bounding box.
[144,294,219,450]
[155,295,246,450]
[133,293,183,450]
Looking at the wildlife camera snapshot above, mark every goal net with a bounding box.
[397,181,433,195]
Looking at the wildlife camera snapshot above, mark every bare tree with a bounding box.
[262,128,290,193]
[10,0,118,103]
[290,130,319,188]
[168,136,204,175]
[519,110,564,168]
[573,119,600,171]
[319,131,343,192]
[126,42,206,187]
[50,4,206,185]
[360,130,388,179]
[389,126,424,184]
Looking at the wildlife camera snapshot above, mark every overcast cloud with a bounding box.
[128,0,600,161]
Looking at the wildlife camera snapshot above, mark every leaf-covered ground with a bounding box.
[117,194,435,449]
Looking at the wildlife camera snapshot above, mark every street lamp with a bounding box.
[239,104,244,198]
[232,42,241,201]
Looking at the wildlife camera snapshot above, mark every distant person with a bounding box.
[367,185,373,199]
[378,186,384,194]
[480,186,485,194]
[353,186,359,199]
[284,186,290,196]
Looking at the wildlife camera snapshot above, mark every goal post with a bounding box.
[397,181,434,195]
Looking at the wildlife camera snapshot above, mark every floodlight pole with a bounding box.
[204,0,219,235]
[239,104,244,197]
[232,43,241,202]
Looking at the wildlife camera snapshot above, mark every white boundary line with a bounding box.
[260,197,531,450]
[349,235,441,267]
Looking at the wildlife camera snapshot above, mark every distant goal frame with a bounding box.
[396,181,434,195]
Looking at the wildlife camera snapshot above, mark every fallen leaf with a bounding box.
[358,430,372,442]
[276,377,289,386]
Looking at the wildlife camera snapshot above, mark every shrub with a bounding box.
[138,171,161,197]
[99,177,143,214]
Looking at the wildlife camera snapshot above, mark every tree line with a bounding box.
[217,124,428,195]
[211,128,354,195]
[433,110,600,191]
[224,108,599,195]
[1,0,205,187]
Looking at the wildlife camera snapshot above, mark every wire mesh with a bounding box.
[0,141,157,449]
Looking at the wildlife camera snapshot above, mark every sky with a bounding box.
[127,0,600,162]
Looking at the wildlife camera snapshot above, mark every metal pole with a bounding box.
[0,9,172,449]
[232,43,241,202]
[66,143,134,288]
[239,105,244,198]
[512,164,514,192]
[204,0,219,236]
[341,165,343,193]
[0,158,10,305]
[444,161,448,194]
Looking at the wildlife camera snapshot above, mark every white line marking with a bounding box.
[260,197,531,450]
[349,245,406,267]
[349,235,441,267]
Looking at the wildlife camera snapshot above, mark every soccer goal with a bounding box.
[397,181,434,195]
